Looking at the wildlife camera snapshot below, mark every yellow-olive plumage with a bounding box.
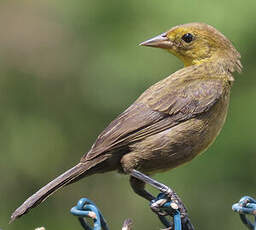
[11,22,242,222]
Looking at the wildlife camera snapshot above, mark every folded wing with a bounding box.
[83,67,228,161]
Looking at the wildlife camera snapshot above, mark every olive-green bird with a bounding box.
[11,22,242,221]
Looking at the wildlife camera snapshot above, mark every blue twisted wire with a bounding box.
[70,193,181,230]
[70,198,109,230]
[151,192,182,230]
[71,195,181,230]
[232,196,256,230]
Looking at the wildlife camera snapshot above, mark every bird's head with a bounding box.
[140,23,242,73]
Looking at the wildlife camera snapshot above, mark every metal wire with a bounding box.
[70,195,182,230]
[232,196,256,230]
[70,198,109,230]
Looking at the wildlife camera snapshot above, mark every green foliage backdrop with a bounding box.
[1,0,256,229]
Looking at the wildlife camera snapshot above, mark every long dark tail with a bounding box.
[10,162,93,222]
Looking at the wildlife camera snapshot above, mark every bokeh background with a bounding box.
[1,0,256,229]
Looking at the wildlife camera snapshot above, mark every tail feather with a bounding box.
[10,162,90,222]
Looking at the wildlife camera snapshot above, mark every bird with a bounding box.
[10,22,242,222]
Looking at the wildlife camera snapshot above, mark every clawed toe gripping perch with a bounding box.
[71,169,194,230]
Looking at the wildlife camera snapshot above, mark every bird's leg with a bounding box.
[130,170,186,214]
[129,176,155,201]
[129,175,169,221]
[129,169,194,230]
[129,175,167,214]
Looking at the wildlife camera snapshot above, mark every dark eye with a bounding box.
[181,33,193,43]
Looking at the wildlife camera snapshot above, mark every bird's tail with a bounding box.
[10,161,94,222]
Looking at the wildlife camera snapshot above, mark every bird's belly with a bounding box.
[120,96,229,174]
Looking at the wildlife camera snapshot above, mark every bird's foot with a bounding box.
[150,197,169,215]
[129,170,194,230]
[151,192,194,230]
[150,193,179,216]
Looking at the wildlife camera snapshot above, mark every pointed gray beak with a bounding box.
[139,32,173,49]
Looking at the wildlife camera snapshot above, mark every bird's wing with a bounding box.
[84,69,228,161]
[141,74,228,117]
[83,102,169,160]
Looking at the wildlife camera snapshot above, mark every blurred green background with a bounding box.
[1,0,255,229]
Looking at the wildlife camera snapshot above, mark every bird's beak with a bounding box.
[139,32,173,49]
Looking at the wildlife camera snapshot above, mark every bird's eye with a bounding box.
[181,33,193,43]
